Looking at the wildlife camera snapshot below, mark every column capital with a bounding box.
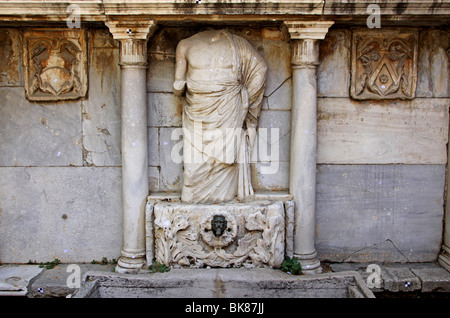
[106,19,157,66]
[291,39,320,67]
[285,21,333,67]
[284,21,334,41]
[105,19,157,41]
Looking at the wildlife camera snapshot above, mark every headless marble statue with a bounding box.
[173,30,267,203]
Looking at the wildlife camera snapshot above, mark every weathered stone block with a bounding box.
[82,46,121,167]
[0,87,83,166]
[91,28,118,49]
[0,265,43,296]
[159,127,183,191]
[0,167,122,263]
[316,164,445,263]
[317,97,449,164]
[266,77,292,110]
[0,28,23,87]
[411,267,450,292]
[256,37,291,97]
[381,267,421,292]
[148,127,159,167]
[251,110,290,163]
[148,166,160,193]
[147,93,182,127]
[416,29,449,97]
[146,27,194,93]
[147,57,175,93]
[251,162,289,192]
[318,29,351,97]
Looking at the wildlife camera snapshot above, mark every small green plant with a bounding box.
[148,262,170,273]
[281,256,302,275]
[91,257,117,265]
[38,259,61,269]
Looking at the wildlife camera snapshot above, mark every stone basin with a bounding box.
[72,268,375,298]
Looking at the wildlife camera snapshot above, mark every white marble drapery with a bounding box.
[173,30,267,204]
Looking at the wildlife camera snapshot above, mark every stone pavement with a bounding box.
[0,262,449,297]
[0,263,115,297]
[327,262,450,295]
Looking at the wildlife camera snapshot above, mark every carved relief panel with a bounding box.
[23,29,87,101]
[151,201,286,268]
[351,29,418,100]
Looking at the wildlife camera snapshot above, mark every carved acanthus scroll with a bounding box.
[152,201,286,268]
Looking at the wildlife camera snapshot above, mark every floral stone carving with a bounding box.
[152,201,286,268]
[351,29,418,100]
[23,29,87,101]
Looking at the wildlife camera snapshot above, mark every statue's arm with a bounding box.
[173,39,188,96]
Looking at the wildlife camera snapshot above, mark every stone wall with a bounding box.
[0,25,448,263]
[0,28,123,263]
[316,28,449,262]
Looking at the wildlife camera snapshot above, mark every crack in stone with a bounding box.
[341,239,412,262]
[264,76,291,99]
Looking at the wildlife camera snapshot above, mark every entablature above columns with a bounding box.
[0,1,448,27]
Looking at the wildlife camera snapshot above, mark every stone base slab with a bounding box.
[72,268,374,298]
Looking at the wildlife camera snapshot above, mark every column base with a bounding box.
[294,251,322,274]
[438,245,450,273]
[115,250,146,274]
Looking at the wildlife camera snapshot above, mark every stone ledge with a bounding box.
[1,262,448,297]
[328,262,450,293]
[0,265,43,296]
[147,191,293,202]
[0,1,449,25]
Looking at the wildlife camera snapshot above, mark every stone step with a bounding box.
[328,262,450,293]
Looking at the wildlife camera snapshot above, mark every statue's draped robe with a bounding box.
[182,31,267,203]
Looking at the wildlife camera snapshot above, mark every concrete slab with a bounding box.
[0,265,43,296]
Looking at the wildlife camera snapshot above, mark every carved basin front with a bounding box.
[150,200,287,268]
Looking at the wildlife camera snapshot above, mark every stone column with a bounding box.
[106,20,157,273]
[285,21,334,274]
[439,125,450,272]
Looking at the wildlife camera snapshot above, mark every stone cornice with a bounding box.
[0,1,448,24]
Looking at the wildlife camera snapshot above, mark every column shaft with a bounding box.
[286,21,333,274]
[106,20,156,273]
[290,39,321,274]
[439,125,450,272]
[117,62,149,272]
